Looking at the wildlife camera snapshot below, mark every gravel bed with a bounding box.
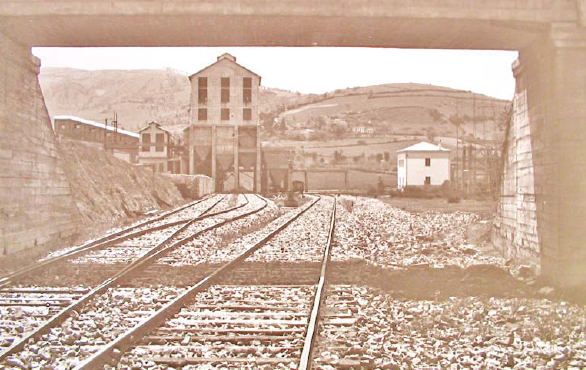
[2,287,186,369]
[38,195,223,263]
[245,196,332,263]
[119,285,315,369]
[315,285,586,369]
[69,195,258,266]
[160,197,280,266]
[0,286,89,354]
[333,196,506,269]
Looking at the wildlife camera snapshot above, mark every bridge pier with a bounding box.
[495,24,586,286]
[0,32,80,256]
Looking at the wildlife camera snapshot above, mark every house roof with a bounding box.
[397,141,451,153]
[138,121,170,134]
[189,53,261,83]
[54,115,139,138]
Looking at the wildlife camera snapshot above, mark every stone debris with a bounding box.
[314,285,586,369]
[332,196,507,269]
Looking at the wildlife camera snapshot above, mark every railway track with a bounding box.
[0,194,270,366]
[65,195,337,370]
[0,194,225,289]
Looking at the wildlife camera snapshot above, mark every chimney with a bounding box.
[217,53,237,62]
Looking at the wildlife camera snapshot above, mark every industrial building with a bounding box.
[397,142,451,188]
[184,53,261,192]
[138,121,181,173]
[54,115,139,163]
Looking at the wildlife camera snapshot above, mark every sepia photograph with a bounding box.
[0,1,585,369]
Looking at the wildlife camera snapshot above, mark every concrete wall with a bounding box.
[0,32,80,255]
[291,169,396,192]
[163,174,214,199]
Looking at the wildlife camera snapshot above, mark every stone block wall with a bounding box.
[0,32,80,255]
[492,86,540,272]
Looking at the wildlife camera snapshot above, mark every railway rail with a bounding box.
[0,194,269,365]
[69,195,337,370]
[0,194,224,289]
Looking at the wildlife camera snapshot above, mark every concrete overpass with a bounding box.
[0,0,585,286]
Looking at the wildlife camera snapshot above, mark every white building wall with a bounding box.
[403,151,450,186]
[397,152,407,188]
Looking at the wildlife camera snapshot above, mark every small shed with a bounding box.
[397,141,450,188]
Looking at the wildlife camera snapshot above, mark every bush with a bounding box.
[447,196,461,203]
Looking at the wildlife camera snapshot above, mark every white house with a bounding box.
[397,141,450,188]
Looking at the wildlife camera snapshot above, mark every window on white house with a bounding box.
[425,176,431,185]
[398,159,404,167]
[141,133,150,151]
[425,158,431,166]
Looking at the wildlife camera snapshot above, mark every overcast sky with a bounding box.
[32,47,518,100]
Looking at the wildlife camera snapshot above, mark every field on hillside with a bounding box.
[279,83,509,141]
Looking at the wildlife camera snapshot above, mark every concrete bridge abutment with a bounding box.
[494,23,586,287]
[0,32,80,256]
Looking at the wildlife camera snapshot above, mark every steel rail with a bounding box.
[0,194,216,287]
[0,194,260,362]
[0,195,236,289]
[75,195,321,369]
[298,195,337,370]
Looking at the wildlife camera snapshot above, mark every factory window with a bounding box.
[198,108,207,121]
[221,108,230,121]
[141,133,150,151]
[198,77,207,103]
[221,77,230,103]
[155,133,165,152]
[243,108,252,121]
[243,77,252,103]
[425,158,431,166]
[75,124,81,130]
[425,176,431,185]
[398,159,404,167]
[60,124,66,130]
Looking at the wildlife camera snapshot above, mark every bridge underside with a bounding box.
[0,0,585,286]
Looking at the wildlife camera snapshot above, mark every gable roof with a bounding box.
[138,121,170,134]
[189,53,261,82]
[397,141,450,153]
[54,115,139,138]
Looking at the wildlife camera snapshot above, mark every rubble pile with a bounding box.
[315,285,586,369]
[332,197,506,269]
[2,287,186,369]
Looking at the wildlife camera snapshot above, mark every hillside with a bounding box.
[276,83,510,142]
[39,67,303,136]
[39,68,510,147]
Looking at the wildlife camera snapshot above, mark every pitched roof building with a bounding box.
[397,141,451,188]
[185,53,262,192]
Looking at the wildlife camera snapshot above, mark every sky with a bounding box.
[32,47,518,100]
